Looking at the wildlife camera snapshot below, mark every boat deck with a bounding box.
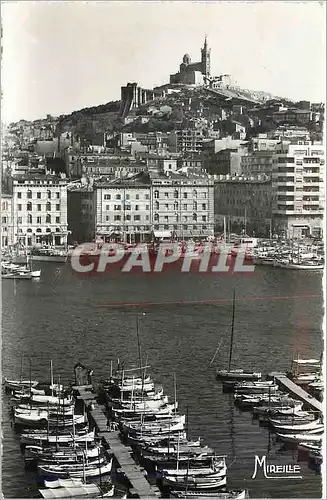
[268,372,323,413]
[77,387,160,498]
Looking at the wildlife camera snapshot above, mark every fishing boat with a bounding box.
[4,378,39,392]
[276,430,324,444]
[20,429,95,446]
[274,258,324,270]
[297,441,322,453]
[30,247,68,263]
[143,442,206,456]
[271,419,323,434]
[24,443,103,463]
[170,490,248,499]
[37,457,113,479]
[268,412,315,427]
[233,381,278,395]
[159,458,227,478]
[161,473,227,491]
[40,478,115,498]
[216,291,261,381]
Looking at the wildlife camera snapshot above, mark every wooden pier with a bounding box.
[76,387,160,498]
[268,372,323,413]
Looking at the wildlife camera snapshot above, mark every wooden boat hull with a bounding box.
[30,255,67,263]
[216,370,261,381]
[162,474,227,490]
[170,490,247,499]
[4,378,39,391]
[277,432,323,444]
[38,459,112,479]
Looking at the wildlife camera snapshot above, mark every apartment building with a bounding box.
[175,129,204,154]
[241,150,274,176]
[214,176,273,236]
[12,172,68,246]
[94,174,152,243]
[271,142,324,237]
[150,172,214,238]
[67,171,214,242]
[1,194,14,248]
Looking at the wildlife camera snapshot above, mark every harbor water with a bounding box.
[1,263,323,498]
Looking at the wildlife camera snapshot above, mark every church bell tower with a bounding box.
[201,35,211,77]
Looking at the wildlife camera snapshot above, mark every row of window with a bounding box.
[103,203,208,211]
[17,203,61,211]
[154,190,207,199]
[104,214,208,222]
[16,228,62,233]
[104,193,149,200]
[16,215,61,224]
[154,202,207,210]
[105,204,148,211]
[103,191,208,200]
[17,191,61,199]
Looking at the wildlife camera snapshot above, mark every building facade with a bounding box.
[150,173,214,238]
[214,176,273,236]
[12,173,69,247]
[175,129,204,154]
[241,150,274,176]
[271,142,324,237]
[67,172,214,242]
[1,194,14,248]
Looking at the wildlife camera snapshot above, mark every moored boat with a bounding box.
[170,490,248,499]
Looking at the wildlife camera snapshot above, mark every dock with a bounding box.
[77,387,160,498]
[268,372,323,413]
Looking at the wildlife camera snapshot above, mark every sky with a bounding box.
[1,1,326,123]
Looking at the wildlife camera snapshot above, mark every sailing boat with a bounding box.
[216,291,261,381]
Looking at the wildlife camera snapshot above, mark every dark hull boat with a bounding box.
[215,291,261,382]
[217,370,261,381]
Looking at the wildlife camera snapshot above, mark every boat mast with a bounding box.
[50,360,54,397]
[29,358,32,409]
[19,354,24,383]
[185,452,190,494]
[227,290,236,372]
[173,373,177,414]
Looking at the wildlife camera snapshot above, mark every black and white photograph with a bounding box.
[1,2,325,499]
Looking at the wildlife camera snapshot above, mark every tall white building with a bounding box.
[271,141,324,238]
[12,173,69,246]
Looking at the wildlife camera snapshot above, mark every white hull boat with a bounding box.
[4,378,39,391]
[277,432,324,444]
[162,474,227,490]
[31,395,73,406]
[298,441,322,453]
[38,458,113,479]
[160,462,227,479]
[272,419,323,433]
[21,430,95,446]
[170,490,247,499]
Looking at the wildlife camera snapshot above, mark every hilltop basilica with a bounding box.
[170,36,211,86]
